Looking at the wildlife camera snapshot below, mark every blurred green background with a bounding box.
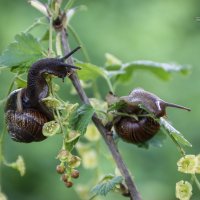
[1,0,200,200]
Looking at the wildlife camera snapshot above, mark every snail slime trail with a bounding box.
[5,47,81,143]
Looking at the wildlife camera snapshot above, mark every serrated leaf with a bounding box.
[76,62,107,81]
[160,117,192,147]
[0,33,44,70]
[115,60,190,82]
[69,104,95,135]
[91,176,123,196]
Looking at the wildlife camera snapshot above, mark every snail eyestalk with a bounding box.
[61,46,81,61]
[164,102,191,112]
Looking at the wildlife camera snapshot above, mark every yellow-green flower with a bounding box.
[82,150,98,169]
[42,120,60,136]
[56,149,71,162]
[11,155,26,176]
[84,124,100,142]
[75,184,90,200]
[0,192,7,200]
[177,155,197,174]
[195,154,200,173]
[42,96,62,109]
[68,155,81,168]
[76,142,89,155]
[176,180,192,200]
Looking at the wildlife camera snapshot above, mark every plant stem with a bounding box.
[192,174,200,190]
[56,32,63,56]
[60,28,142,200]
[68,24,90,62]
[49,16,53,56]
[105,76,114,93]
[24,17,46,33]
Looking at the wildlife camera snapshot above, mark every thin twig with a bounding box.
[61,28,142,200]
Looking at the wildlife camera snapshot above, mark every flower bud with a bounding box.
[65,181,73,188]
[71,170,80,179]
[56,165,65,174]
[62,174,68,182]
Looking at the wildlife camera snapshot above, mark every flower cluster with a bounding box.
[56,149,81,188]
[176,154,200,200]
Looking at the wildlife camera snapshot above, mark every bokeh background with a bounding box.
[0,0,200,200]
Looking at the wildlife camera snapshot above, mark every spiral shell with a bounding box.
[6,109,48,143]
[5,89,48,143]
[114,116,160,144]
[111,88,190,144]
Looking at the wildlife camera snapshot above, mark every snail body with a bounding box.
[5,47,80,143]
[113,88,190,144]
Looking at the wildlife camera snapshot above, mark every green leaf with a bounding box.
[91,175,123,196]
[66,5,87,23]
[76,62,107,81]
[15,77,27,88]
[65,133,81,151]
[160,117,192,147]
[69,104,95,135]
[0,33,44,70]
[105,53,122,66]
[115,60,190,82]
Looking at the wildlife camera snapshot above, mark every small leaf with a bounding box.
[116,60,190,82]
[69,104,95,135]
[0,33,44,70]
[76,62,107,81]
[66,5,87,23]
[28,0,48,16]
[15,77,27,88]
[91,175,123,196]
[105,53,122,66]
[65,132,81,151]
[160,118,192,147]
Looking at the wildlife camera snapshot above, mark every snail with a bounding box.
[111,88,191,144]
[5,47,81,143]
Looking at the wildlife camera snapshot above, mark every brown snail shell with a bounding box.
[5,47,81,143]
[112,88,190,144]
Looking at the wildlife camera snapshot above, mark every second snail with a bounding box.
[107,88,191,144]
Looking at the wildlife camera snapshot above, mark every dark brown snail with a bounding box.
[5,47,81,143]
[112,88,190,144]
